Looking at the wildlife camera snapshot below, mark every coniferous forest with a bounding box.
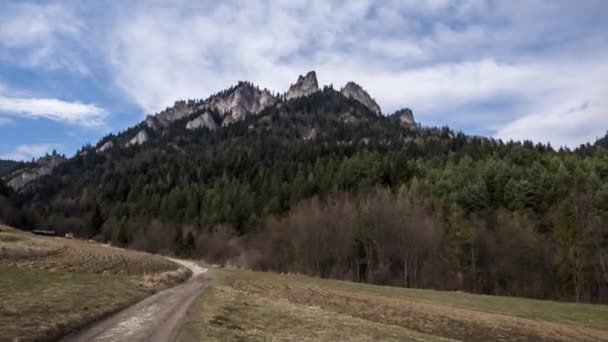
[2,88,608,304]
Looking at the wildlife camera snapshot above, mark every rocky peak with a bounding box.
[340,82,381,115]
[207,82,278,123]
[147,83,278,132]
[391,108,416,127]
[156,100,197,125]
[286,71,319,100]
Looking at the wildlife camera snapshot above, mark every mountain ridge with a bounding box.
[91,71,415,156]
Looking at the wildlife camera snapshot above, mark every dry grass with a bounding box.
[177,269,608,342]
[0,227,178,276]
[0,226,190,342]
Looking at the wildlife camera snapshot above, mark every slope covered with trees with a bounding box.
[11,87,608,304]
[0,159,22,177]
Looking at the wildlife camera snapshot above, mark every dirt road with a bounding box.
[62,259,208,342]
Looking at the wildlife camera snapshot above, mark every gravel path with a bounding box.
[62,258,208,342]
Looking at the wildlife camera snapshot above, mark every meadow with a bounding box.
[177,268,608,342]
[0,225,190,341]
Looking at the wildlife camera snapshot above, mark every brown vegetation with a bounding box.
[177,269,608,341]
[187,187,608,304]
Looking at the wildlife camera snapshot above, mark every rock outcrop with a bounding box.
[206,83,278,122]
[340,82,381,115]
[96,140,114,153]
[5,155,65,190]
[156,100,196,125]
[391,108,416,127]
[146,83,278,133]
[286,71,319,100]
[126,130,150,147]
[186,112,219,131]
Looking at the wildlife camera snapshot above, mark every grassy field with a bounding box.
[177,268,608,342]
[0,225,190,342]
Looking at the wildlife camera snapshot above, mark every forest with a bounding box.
[2,88,608,304]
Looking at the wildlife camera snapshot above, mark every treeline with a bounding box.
[0,159,23,177]
[249,187,608,304]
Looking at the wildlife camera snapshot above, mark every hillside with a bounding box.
[8,71,608,305]
[0,159,22,177]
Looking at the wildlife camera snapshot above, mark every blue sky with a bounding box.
[1,0,607,160]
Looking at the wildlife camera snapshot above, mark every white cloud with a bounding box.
[0,3,86,72]
[495,101,608,148]
[0,144,62,161]
[0,96,107,127]
[0,4,80,47]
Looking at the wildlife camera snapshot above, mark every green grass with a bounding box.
[177,269,608,342]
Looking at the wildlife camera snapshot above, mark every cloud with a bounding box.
[0,144,62,161]
[495,101,608,148]
[0,2,86,72]
[0,95,107,127]
[0,4,80,47]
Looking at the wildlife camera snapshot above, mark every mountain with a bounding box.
[92,71,406,155]
[18,72,424,234]
[9,70,608,304]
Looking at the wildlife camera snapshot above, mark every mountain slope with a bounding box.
[20,86,426,234]
[2,154,65,191]
[0,159,21,177]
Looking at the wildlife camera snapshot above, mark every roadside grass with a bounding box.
[178,268,608,342]
[0,226,190,342]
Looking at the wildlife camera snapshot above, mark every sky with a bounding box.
[0,0,607,160]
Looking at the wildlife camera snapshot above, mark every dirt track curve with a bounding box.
[62,259,208,342]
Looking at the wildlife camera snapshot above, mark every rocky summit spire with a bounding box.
[391,108,416,127]
[286,71,319,100]
[340,81,382,115]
